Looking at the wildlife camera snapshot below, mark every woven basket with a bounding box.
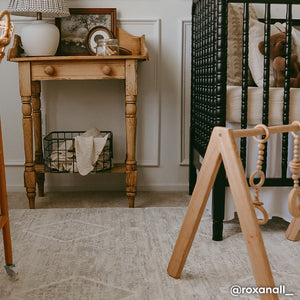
[44,131,113,173]
[0,10,14,63]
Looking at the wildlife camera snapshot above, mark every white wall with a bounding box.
[0,0,193,192]
[4,1,297,193]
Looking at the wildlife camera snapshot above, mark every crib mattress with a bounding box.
[227,86,300,125]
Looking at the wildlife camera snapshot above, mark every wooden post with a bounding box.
[125,59,138,208]
[167,131,222,278]
[0,119,13,265]
[31,81,44,197]
[19,62,36,209]
[219,128,277,299]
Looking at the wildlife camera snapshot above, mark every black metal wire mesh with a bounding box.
[44,131,113,173]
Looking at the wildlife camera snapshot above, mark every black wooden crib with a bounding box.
[190,0,300,241]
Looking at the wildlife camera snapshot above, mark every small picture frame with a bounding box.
[86,26,113,55]
[56,8,117,56]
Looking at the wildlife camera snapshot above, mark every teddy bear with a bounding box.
[258,32,300,88]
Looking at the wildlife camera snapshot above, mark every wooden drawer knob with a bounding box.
[102,65,112,75]
[44,65,55,76]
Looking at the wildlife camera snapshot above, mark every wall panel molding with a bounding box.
[180,20,191,166]
[10,18,161,168]
[5,18,163,191]
[0,3,191,193]
[118,19,161,166]
[5,161,24,167]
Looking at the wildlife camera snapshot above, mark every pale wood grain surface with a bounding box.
[9,28,149,209]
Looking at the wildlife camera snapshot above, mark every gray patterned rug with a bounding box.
[0,208,299,299]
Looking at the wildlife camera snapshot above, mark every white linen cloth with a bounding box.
[49,128,110,174]
[75,128,109,176]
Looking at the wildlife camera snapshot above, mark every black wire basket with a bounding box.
[44,131,113,173]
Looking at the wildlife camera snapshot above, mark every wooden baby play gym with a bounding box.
[168,123,300,300]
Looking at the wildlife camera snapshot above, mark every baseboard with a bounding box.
[6,183,189,193]
[6,185,27,193]
[136,184,188,192]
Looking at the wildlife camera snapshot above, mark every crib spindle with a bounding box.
[240,3,250,169]
[215,0,227,129]
[262,3,271,175]
[189,2,197,195]
[211,0,227,241]
[282,4,293,179]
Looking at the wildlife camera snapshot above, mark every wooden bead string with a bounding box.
[288,121,300,218]
[249,124,270,225]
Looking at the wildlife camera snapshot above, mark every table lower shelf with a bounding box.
[34,163,126,174]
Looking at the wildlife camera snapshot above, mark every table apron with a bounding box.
[31,60,126,80]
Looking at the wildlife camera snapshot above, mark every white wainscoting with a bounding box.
[1,1,191,191]
[7,19,161,169]
[3,18,164,191]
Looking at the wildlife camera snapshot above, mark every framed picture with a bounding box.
[56,8,117,56]
[86,26,114,55]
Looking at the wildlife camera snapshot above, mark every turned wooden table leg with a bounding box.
[32,81,44,197]
[19,62,36,209]
[125,60,138,208]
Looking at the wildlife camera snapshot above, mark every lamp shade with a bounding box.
[7,0,70,18]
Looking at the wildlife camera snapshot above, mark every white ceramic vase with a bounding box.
[21,20,59,56]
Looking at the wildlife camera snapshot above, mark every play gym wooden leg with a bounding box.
[125,59,138,208]
[285,218,300,241]
[0,120,13,265]
[19,62,36,209]
[219,128,277,300]
[167,131,222,278]
[32,81,45,197]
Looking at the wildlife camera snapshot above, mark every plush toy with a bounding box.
[258,32,300,88]
[273,55,300,87]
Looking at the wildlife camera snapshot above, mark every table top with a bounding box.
[9,54,148,62]
[8,28,149,63]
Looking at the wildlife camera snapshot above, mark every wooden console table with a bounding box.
[8,28,148,209]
